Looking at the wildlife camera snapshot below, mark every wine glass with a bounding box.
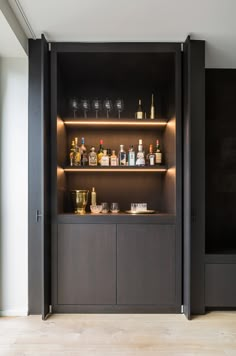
[92,98,102,118]
[81,99,90,118]
[115,99,124,119]
[103,99,113,118]
[69,97,79,118]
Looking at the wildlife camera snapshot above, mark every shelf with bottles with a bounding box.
[63,166,168,172]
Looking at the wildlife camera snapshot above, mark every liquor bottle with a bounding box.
[74,137,81,166]
[147,144,155,166]
[89,146,97,166]
[155,139,162,164]
[69,140,75,166]
[100,149,109,166]
[136,139,145,166]
[91,187,97,206]
[128,145,135,166]
[119,144,127,166]
[80,137,88,166]
[110,150,118,166]
[97,139,104,165]
[150,93,155,119]
[136,99,144,119]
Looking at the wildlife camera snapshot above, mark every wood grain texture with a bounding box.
[117,224,176,306]
[0,312,236,355]
[57,224,116,305]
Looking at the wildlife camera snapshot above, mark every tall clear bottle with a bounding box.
[147,144,155,166]
[119,145,127,166]
[136,139,145,166]
[80,137,88,166]
[128,145,135,166]
[97,139,104,166]
[136,99,144,119]
[74,137,81,166]
[155,139,162,165]
[150,93,155,119]
[69,140,75,166]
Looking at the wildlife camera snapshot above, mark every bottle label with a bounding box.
[150,155,155,166]
[119,152,126,166]
[97,152,103,165]
[136,152,145,166]
[74,152,81,166]
[101,156,109,166]
[155,152,162,164]
[89,154,97,166]
[110,157,118,166]
[128,152,135,166]
[136,111,143,119]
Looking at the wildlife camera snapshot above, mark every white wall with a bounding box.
[0,57,28,316]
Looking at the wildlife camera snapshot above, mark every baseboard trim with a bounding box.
[0,308,28,317]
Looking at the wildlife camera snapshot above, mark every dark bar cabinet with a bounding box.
[28,36,205,319]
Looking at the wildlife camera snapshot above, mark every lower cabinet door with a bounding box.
[57,224,116,305]
[117,224,176,305]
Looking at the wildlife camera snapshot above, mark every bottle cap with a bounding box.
[103,149,107,155]
[112,150,116,155]
[92,187,95,192]
[100,139,103,144]
[139,139,142,145]
[120,144,124,148]
[81,137,85,144]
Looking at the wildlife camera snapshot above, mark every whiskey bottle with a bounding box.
[150,93,155,119]
[136,99,144,119]
[100,149,109,166]
[136,139,145,166]
[80,137,88,166]
[69,140,75,166]
[155,139,162,164]
[147,144,155,166]
[110,150,118,166]
[74,137,81,166]
[97,139,104,165]
[89,146,97,166]
[128,145,135,166]
[119,144,127,166]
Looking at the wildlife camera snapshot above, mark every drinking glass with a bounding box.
[103,99,113,118]
[81,99,90,118]
[69,97,79,118]
[92,98,102,118]
[101,202,109,213]
[110,202,119,213]
[115,98,124,118]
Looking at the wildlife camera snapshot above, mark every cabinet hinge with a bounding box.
[49,305,53,314]
[181,305,184,313]
[48,43,51,51]
[181,43,184,52]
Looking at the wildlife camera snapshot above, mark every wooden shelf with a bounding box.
[63,118,168,127]
[63,166,168,172]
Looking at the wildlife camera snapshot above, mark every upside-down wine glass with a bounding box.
[115,98,124,119]
[81,99,90,118]
[103,99,113,118]
[69,97,79,118]
[92,98,102,118]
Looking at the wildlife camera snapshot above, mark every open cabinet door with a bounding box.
[183,36,205,319]
[41,34,51,320]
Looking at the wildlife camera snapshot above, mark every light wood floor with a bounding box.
[0,312,236,355]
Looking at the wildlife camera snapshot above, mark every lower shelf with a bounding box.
[56,213,176,224]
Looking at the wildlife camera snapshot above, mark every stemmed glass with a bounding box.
[81,99,90,118]
[92,98,102,118]
[69,97,79,118]
[103,99,113,118]
[115,99,124,119]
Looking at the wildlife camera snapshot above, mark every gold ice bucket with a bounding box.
[71,190,89,214]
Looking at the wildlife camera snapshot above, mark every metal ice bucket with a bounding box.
[71,190,89,214]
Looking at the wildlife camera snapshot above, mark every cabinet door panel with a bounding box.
[117,224,176,305]
[58,224,116,305]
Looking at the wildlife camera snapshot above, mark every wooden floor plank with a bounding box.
[0,312,235,355]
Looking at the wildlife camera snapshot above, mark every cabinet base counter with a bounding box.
[52,222,180,312]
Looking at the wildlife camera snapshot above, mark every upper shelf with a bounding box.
[63,118,168,128]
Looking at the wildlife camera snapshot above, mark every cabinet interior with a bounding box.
[55,51,177,215]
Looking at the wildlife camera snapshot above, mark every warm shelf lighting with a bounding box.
[64,168,167,172]
[63,120,167,126]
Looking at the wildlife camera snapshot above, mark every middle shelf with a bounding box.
[63,165,168,172]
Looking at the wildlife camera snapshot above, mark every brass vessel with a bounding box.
[71,190,89,214]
